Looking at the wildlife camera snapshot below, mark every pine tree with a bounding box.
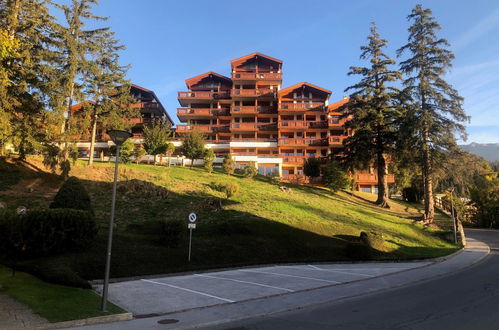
[143,119,171,165]
[303,157,321,182]
[82,29,138,165]
[397,5,468,222]
[223,153,235,175]
[204,148,215,173]
[344,23,403,208]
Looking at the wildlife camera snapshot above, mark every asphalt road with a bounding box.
[206,229,499,330]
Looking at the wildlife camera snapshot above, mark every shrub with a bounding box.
[204,149,215,173]
[119,140,135,164]
[16,260,91,288]
[304,157,321,181]
[223,153,235,175]
[223,182,240,199]
[344,242,371,260]
[134,145,147,164]
[50,177,93,214]
[323,159,351,192]
[243,162,258,178]
[360,231,385,252]
[269,173,281,184]
[159,218,183,248]
[4,209,97,257]
[0,209,19,255]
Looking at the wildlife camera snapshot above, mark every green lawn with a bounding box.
[0,265,124,323]
[0,157,458,286]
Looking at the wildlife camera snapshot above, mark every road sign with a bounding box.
[188,213,197,223]
[188,223,196,229]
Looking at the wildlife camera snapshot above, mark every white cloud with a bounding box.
[452,7,499,51]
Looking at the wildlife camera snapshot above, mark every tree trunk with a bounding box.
[153,154,157,165]
[167,155,170,167]
[190,158,194,168]
[159,154,163,165]
[375,152,390,208]
[88,115,97,166]
[422,125,434,222]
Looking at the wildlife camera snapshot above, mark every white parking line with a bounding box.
[195,274,295,292]
[141,279,235,303]
[240,269,341,284]
[279,265,374,278]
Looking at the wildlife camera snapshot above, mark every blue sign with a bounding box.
[188,213,197,223]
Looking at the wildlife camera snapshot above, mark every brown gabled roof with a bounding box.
[327,98,350,113]
[131,84,173,124]
[231,52,283,66]
[278,82,332,96]
[185,72,232,88]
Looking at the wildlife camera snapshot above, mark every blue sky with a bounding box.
[58,0,499,143]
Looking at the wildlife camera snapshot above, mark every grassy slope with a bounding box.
[1,158,456,283]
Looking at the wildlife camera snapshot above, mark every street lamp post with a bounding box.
[101,129,132,312]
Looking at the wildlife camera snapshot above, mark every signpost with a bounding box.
[188,213,197,262]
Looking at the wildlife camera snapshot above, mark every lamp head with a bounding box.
[106,130,132,147]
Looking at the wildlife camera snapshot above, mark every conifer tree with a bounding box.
[82,30,138,165]
[397,5,468,222]
[344,23,402,208]
[53,0,108,156]
[0,0,58,159]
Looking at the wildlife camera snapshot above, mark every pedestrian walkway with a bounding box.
[95,261,431,317]
[0,294,47,330]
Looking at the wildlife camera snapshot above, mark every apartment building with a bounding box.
[177,52,393,192]
[73,84,173,158]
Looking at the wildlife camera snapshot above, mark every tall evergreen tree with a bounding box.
[82,30,138,165]
[397,5,468,222]
[0,0,58,159]
[344,23,402,208]
[53,0,108,155]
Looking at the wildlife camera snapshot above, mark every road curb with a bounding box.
[34,312,133,329]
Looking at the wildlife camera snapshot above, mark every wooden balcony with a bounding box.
[257,123,277,131]
[278,121,308,129]
[231,89,275,98]
[129,117,153,125]
[231,138,277,142]
[282,156,305,164]
[328,118,348,126]
[356,173,395,184]
[131,102,161,109]
[308,121,328,129]
[231,105,276,114]
[328,136,348,145]
[178,91,230,100]
[177,108,212,118]
[231,123,258,131]
[279,103,325,112]
[231,72,282,81]
[278,138,328,147]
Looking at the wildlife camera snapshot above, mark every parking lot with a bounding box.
[96,262,431,316]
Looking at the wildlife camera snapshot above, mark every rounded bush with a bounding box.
[223,182,240,199]
[50,177,93,214]
[21,209,97,256]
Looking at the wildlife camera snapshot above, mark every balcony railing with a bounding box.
[178,91,231,100]
[131,102,160,109]
[278,121,308,129]
[129,117,153,124]
[356,173,395,184]
[231,72,282,81]
[177,108,212,116]
[278,138,328,146]
[279,103,325,111]
[328,118,348,126]
[231,89,275,97]
[231,123,258,130]
[231,138,277,142]
[282,156,305,164]
[257,123,277,131]
[231,105,276,114]
[328,136,348,145]
[176,125,228,133]
[308,121,328,129]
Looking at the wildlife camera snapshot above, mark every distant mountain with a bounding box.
[460,143,499,162]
